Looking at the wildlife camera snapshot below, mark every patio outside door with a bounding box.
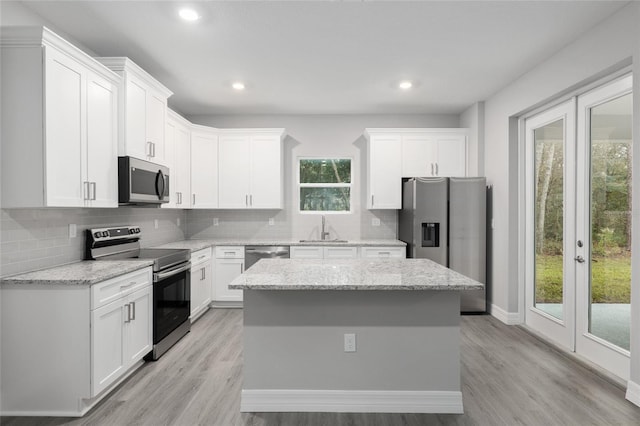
[525,74,632,380]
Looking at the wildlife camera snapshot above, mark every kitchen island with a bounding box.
[229,258,483,414]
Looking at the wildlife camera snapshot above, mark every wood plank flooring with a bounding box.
[3,309,640,426]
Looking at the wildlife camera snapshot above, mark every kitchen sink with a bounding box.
[299,239,349,243]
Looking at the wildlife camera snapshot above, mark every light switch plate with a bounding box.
[154,219,159,229]
[269,218,275,226]
[344,333,356,352]
[68,224,77,238]
[213,218,219,226]
[177,217,181,227]
[372,218,381,227]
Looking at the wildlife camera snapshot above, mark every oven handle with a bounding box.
[154,262,191,282]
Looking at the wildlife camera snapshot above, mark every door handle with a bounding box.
[90,182,97,200]
[575,255,585,263]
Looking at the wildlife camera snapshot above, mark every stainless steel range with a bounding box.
[86,226,191,360]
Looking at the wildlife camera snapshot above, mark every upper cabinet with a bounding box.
[190,125,219,209]
[96,57,173,165]
[365,131,402,209]
[163,110,192,209]
[365,128,468,210]
[401,130,467,177]
[218,129,285,209]
[1,27,119,208]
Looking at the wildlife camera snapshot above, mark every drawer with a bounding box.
[360,246,406,259]
[215,246,244,259]
[191,247,212,264]
[91,267,152,310]
[290,246,323,259]
[323,246,358,259]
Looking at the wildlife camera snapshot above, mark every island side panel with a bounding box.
[242,289,460,392]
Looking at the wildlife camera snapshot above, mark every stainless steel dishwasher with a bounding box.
[244,246,290,270]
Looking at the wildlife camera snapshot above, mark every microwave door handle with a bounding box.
[155,170,165,200]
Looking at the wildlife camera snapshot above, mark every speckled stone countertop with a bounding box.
[0,260,154,286]
[155,239,406,252]
[229,258,483,291]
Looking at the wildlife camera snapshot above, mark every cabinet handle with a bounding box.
[250,194,253,206]
[371,194,374,207]
[124,303,131,323]
[431,163,434,176]
[245,194,248,206]
[131,301,136,321]
[435,163,439,175]
[90,182,97,200]
[201,267,205,280]
[193,194,196,205]
[147,141,153,157]
[84,181,90,201]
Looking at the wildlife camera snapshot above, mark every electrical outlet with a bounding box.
[344,333,356,352]
[68,224,77,238]
[269,218,275,226]
[213,218,219,226]
[372,218,381,227]
[177,217,181,227]
[154,219,159,230]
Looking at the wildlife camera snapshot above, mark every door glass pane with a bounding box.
[589,93,632,351]
[534,119,564,320]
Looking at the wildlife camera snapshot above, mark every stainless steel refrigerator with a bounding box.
[399,177,487,312]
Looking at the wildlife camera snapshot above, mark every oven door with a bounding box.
[153,263,190,344]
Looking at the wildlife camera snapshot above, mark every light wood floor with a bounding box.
[3,308,640,426]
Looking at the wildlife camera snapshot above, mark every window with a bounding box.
[298,158,351,212]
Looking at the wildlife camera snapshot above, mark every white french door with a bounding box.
[524,74,633,380]
[525,99,577,351]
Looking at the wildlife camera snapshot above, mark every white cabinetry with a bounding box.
[190,247,213,321]
[1,27,119,208]
[401,130,467,177]
[96,57,173,165]
[163,109,192,208]
[290,246,358,259]
[364,131,402,209]
[0,267,152,416]
[360,246,406,259]
[213,246,244,307]
[191,125,219,208]
[218,129,285,209]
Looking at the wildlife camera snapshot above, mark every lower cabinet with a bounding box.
[0,267,153,416]
[213,246,244,307]
[190,247,213,322]
[91,284,152,396]
[290,245,405,259]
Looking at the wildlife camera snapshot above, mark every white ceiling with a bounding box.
[12,1,630,116]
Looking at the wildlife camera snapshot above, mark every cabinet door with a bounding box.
[434,133,466,177]
[147,91,166,163]
[214,259,244,302]
[401,133,437,177]
[44,47,85,207]
[91,299,126,397]
[367,134,402,209]
[250,134,282,208]
[86,71,118,207]
[201,260,213,308]
[124,77,148,160]
[161,120,177,208]
[324,246,358,259]
[126,286,153,365]
[218,134,251,208]
[190,263,204,319]
[175,124,192,208]
[191,132,219,208]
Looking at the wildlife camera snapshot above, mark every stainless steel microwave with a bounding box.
[118,156,169,205]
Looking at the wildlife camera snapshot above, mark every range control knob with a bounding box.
[102,231,109,237]
[93,232,101,239]
[129,228,135,234]
[135,228,141,233]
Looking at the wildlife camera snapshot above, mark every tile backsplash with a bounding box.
[1,207,186,277]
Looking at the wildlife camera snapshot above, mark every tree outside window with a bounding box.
[299,158,351,212]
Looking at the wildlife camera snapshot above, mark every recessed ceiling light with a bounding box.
[232,82,245,91]
[179,8,200,22]
[399,81,413,90]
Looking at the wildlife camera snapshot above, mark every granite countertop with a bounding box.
[0,260,154,286]
[155,239,406,252]
[229,258,483,291]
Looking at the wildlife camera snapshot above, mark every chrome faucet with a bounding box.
[321,215,330,241]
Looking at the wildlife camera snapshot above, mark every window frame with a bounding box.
[297,156,353,214]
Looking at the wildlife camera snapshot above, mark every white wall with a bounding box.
[187,114,459,241]
[483,1,640,402]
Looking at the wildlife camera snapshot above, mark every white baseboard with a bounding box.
[490,304,521,325]
[240,389,463,413]
[626,380,640,407]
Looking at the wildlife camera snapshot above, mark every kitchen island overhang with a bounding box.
[229,258,483,414]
